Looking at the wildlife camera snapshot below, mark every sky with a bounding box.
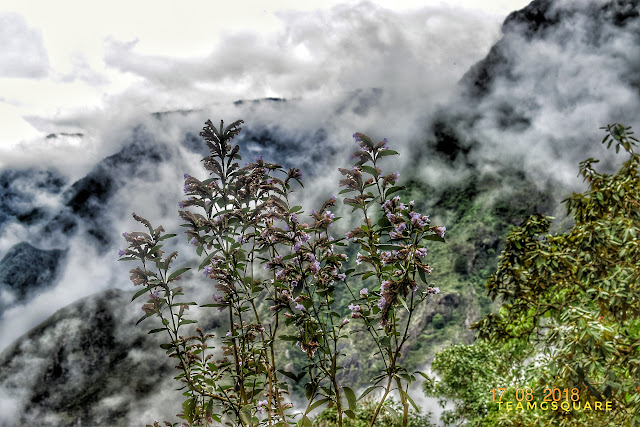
[0,0,530,149]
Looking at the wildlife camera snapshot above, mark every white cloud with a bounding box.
[0,12,49,78]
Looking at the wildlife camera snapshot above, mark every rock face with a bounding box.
[0,289,178,426]
[0,242,66,313]
[0,169,66,228]
[422,0,640,168]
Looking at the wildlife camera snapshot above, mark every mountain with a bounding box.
[1,0,639,425]
[0,242,66,314]
[0,289,178,426]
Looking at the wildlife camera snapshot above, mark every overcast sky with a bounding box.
[0,0,530,149]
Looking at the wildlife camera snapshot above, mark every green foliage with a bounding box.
[313,398,435,427]
[424,340,529,425]
[429,124,640,426]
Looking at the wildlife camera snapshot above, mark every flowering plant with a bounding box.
[119,119,446,427]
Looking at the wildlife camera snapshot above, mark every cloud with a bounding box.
[411,0,640,197]
[101,2,502,109]
[0,12,49,78]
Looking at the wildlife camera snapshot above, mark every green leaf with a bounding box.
[362,271,376,280]
[417,268,427,284]
[361,165,378,177]
[344,409,356,419]
[239,405,252,424]
[377,244,402,251]
[307,397,330,413]
[206,398,214,418]
[343,386,356,410]
[132,285,154,302]
[278,370,299,382]
[300,415,312,427]
[178,319,197,327]
[147,244,163,256]
[148,328,165,334]
[358,385,380,401]
[398,295,409,312]
[401,389,420,412]
[385,186,405,196]
[378,149,399,157]
[135,312,154,326]
[168,267,190,281]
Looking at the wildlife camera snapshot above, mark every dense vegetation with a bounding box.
[426,124,640,426]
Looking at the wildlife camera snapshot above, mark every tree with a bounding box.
[432,124,640,426]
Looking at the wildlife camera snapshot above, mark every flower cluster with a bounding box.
[121,120,446,427]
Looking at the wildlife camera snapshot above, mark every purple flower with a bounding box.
[434,226,446,238]
[342,318,350,326]
[294,241,302,252]
[204,266,213,275]
[184,174,190,179]
[356,253,364,265]
[309,261,320,274]
[352,133,362,142]
[381,138,388,147]
[226,330,232,337]
[381,281,390,292]
[213,294,224,303]
[348,304,361,312]
[257,400,269,414]
[415,248,427,258]
[338,273,346,281]
[395,223,406,234]
[150,290,160,301]
[378,298,387,309]
[360,288,369,297]
[178,201,186,208]
[276,269,286,280]
[183,185,189,194]
[389,231,403,239]
[290,213,298,224]
[410,212,426,228]
[300,232,310,243]
[122,232,129,238]
[190,238,198,246]
[295,303,305,311]
[390,171,399,181]
[266,256,283,269]
[118,249,126,256]
[428,287,440,295]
